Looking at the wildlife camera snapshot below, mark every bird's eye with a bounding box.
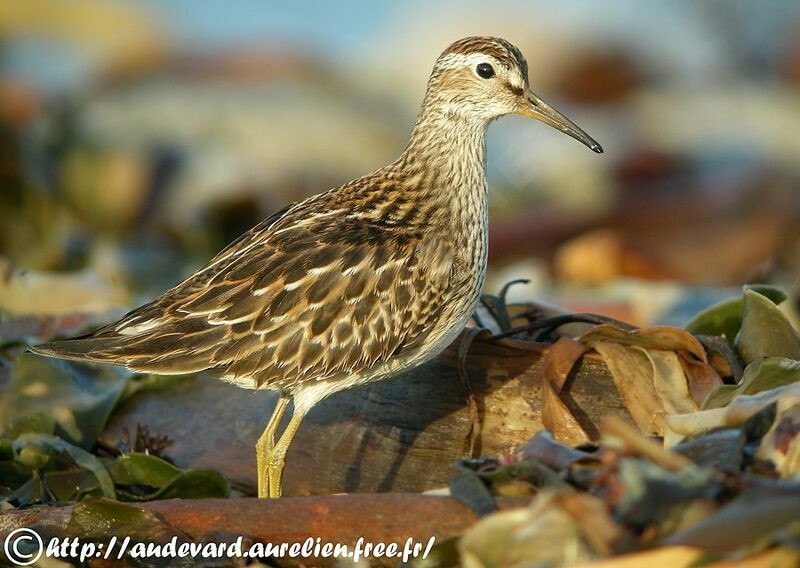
[476,63,495,79]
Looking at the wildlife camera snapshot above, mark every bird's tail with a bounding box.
[29,332,215,375]
[28,337,126,366]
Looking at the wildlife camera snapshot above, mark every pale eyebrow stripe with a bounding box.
[438,53,503,71]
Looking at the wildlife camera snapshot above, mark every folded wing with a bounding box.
[31,204,454,390]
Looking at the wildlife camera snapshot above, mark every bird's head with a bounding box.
[426,36,602,153]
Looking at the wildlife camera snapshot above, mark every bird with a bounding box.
[30,36,602,498]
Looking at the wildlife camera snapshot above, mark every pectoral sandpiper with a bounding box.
[31,37,602,498]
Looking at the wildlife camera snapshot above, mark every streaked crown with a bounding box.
[422,36,531,122]
[441,36,529,78]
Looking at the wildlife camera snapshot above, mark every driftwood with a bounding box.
[102,331,630,496]
[0,494,530,567]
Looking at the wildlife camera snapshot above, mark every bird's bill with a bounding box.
[516,89,603,153]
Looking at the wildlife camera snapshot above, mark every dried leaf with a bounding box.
[638,348,698,415]
[459,491,605,568]
[582,324,707,363]
[592,342,668,435]
[668,383,800,442]
[666,409,727,442]
[545,336,589,393]
[679,355,725,407]
[538,337,591,445]
[542,380,591,446]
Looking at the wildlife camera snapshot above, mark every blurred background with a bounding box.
[1,0,799,328]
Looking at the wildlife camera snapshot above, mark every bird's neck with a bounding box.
[399,106,489,212]
[391,106,489,281]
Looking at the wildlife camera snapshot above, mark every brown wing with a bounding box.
[32,203,455,390]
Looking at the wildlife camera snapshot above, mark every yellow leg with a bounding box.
[255,395,289,498]
[266,407,307,498]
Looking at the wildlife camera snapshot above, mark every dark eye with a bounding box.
[476,63,495,79]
